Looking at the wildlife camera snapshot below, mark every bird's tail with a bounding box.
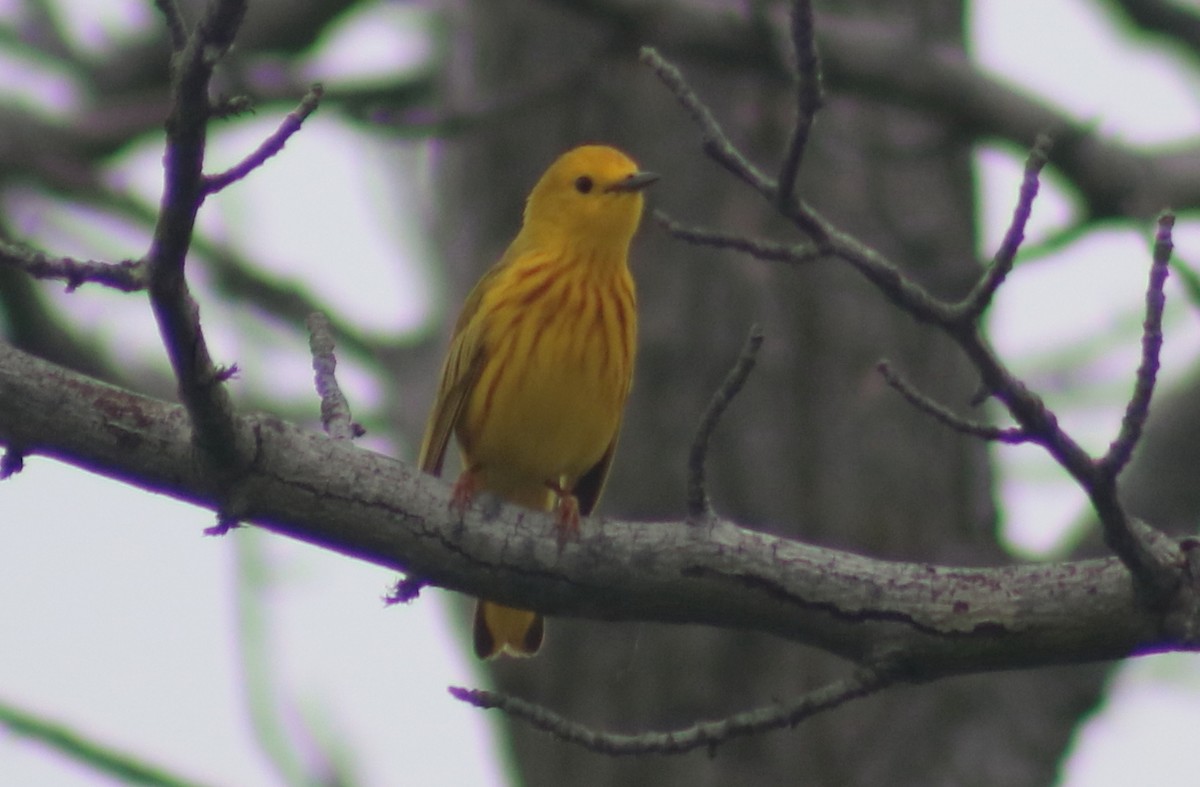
[469,479,552,659]
[473,600,544,659]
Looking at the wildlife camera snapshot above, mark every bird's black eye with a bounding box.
[574,175,594,194]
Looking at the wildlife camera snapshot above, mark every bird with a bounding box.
[417,144,657,659]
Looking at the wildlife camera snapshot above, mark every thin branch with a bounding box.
[953,134,1052,322]
[146,0,253,476]
[638,46,777,201]
[203,84,324,195]
[1100,212,1174,478]
[450,666,893,756]
[643,24,1183,603]
[776,0,822,209]
[69,184,387,360]
[152,0,187,51]
[0,698,214,787]
[653,212,822,265]
[307,312,361,441]
[0,239,146,292]
[877,361,1030,444]
[687,326,764,520]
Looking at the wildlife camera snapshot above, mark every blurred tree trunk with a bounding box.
[432,1,1107,784]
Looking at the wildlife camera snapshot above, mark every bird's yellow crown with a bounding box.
[519,145,657,260]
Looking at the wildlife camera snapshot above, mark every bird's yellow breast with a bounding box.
[458,251,636,494]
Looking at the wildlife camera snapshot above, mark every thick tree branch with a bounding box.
[2,341,1195,678]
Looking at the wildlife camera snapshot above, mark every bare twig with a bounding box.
[1100,212,1174,478]
[0,239,146,292]
[306,312,361,441]
[449,665,894,756]
[877,361,1030,444]
[146,0,251,474]
[153,0,188,51]
[687,326,764,520]
[653,212,822,265]
[204,84,325,195]
[953,134,1052,323]
[776,0,822,209]
[642,19,1182,603]
[638,46,777,201]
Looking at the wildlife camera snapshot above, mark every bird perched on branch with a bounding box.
[418,144,658,659]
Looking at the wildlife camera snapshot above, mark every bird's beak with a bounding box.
[606,171,660,193]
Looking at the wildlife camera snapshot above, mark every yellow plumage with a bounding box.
[418,144,657,659]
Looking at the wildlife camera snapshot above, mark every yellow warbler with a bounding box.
[418,145,657,659]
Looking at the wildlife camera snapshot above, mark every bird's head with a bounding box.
[522,145,659,256]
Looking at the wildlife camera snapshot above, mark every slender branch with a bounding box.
[306,312,361,441]
[638,46,777,201]
[642,24,1183,603]
[653,212,822,265]
[776,0,822,209]
[687,326,764,520]
[953,134,1052,323]
[877,361,1030,444]
[153,0,187,51]
[1099,213,1174,479]
[0,698,214,787]
[0,239,146,292]
[146,0,251,476]
[203,84,325,195]
[449,665,895,756]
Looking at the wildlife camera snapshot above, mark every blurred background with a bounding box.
[2,0,1200,784]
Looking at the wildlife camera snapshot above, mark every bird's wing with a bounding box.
[573,425,623,517]
[416,264,502,476]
